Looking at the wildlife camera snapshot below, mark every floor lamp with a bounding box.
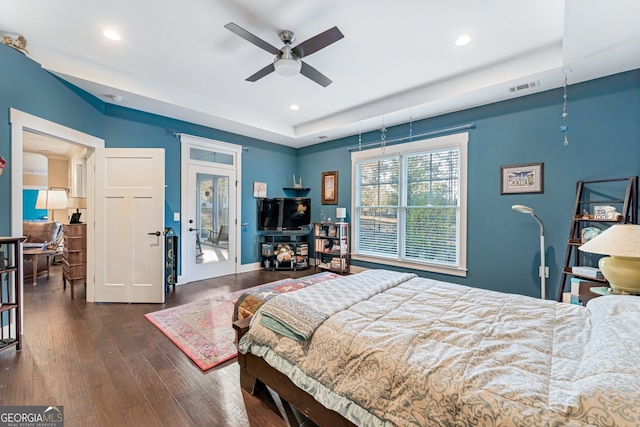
[512,204,546,299]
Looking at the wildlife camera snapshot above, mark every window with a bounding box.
[351,132,468,276]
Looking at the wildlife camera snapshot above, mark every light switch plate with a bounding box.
[173,212,180,221]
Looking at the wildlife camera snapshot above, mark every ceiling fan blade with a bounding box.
[224,22,280,55]
[246,63,275,82]
[300,62,332,87]
[292,26,344,59]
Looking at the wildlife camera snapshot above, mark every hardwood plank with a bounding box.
[0,266,316,426]
[176,389,228,427]
[86,382,130,427]
[64,411,98,427]
[122,401,164,427]
[122,352,193,425]
[2,346,34,405]
[141,345,194,397]
[32,360,62,406]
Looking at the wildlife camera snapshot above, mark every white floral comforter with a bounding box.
[239,271,640,426]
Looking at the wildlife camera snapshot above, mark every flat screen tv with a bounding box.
[257,197,311,231]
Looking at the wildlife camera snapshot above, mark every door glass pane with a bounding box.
[195,172,229,264]
[190,147,234,165]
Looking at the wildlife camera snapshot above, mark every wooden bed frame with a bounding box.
[233,317,357,427]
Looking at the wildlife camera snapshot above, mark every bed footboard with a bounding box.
[233,319,356,427]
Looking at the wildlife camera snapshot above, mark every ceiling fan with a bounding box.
[224,22,344,87]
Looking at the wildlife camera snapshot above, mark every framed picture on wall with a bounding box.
[253,181,267,198]
[500,162,544,194]
[321,171,338,204]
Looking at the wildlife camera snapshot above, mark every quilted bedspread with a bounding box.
[239,270,640,426]
[232,272,340,321]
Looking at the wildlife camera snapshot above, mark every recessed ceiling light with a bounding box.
[290,104,300,111]
[455,34,471,47]
[103,29,121,41]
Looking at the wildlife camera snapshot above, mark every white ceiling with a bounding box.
[3,0,640,149]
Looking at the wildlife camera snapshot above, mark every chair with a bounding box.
[208,225,229,247]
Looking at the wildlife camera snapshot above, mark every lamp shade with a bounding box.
[512,204,534,215]
[67,197,87,210]
[579,224,640,293]
[579,224,640,257]
[35,189,68,209]
[336,207,346,220]
[35,190,48,210]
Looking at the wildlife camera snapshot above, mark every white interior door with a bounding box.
[186,163,236,281]
[94,148,165,303]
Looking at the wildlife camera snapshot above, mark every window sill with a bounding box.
[351,253,467,277]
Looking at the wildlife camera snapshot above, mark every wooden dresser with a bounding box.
[62,223,86,299]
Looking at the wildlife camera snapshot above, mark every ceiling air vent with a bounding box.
[508,80,540,94]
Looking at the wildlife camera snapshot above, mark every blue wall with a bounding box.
[0,44,298,265]
[22,189,47,221]
[2,42,639,298]
[0,46,104,235]
[297,70,640,298]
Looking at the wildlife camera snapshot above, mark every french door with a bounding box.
[186,164,236,281]
[181,135,242,283]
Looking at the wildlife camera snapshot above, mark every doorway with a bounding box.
[10,108,103,302]
[180,134,242,283]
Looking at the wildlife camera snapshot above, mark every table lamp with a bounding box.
[67,197,87,223]
[36,189,69,221]
[578,224,640,294]
[512,204,546,299]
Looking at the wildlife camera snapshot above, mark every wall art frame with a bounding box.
[253,181,267,198]
[500,162,544,194]
[321,171,338,205]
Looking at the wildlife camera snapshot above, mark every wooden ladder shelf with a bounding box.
[556,176,638,302]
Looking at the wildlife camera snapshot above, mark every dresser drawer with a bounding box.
[64,236,86,250]
[63,249,86,265]
[62,261,85,279]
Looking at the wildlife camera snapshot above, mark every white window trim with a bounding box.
[350,132,468,277]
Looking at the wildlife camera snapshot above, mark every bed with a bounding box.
[234,269,640,426]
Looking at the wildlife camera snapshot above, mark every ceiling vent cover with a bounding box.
[508,80,540,93]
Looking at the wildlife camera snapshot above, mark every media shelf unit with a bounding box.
[260,231,310,271]
[314,222,350,274]
[0,236,26,352]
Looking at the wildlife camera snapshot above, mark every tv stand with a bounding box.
[259,232,309,271]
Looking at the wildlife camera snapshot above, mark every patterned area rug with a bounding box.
[145,272,338,371]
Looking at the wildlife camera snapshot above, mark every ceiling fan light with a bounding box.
[274,57,301,77]
[274,45,301,77]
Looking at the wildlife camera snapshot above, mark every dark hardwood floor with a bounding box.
[0,264,316,427]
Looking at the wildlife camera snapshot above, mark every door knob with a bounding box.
[147,231,162,236]
[188,227,199,232]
